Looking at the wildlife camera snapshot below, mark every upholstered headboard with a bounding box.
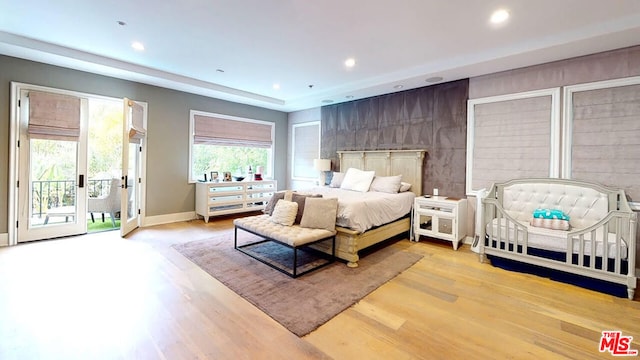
[337,150,427,196]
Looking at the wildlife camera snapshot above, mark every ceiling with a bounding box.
[1,0,640,113]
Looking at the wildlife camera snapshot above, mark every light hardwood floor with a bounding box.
[1,215,639,359]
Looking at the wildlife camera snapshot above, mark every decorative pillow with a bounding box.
[300,197,339,231]
[530,218,570,231]
[340,168,375,192]
[329,172,345,188]
[530,208,571,230]
[370,175,402,193]
[532,208,570,221]
[270,200,298,226]
[399,182,412,192]
[291,193,323,224]
[263,192,285,215]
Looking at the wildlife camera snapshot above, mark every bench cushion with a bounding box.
[234,214,336,247]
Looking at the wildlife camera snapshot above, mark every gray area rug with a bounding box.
[173,230,423,336]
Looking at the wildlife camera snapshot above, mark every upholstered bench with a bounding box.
[234,214,337,277]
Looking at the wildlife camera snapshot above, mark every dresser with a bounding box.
[412,195,467,250]
[195,180,276,222]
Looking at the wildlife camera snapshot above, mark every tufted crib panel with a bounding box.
[501,182,610,230]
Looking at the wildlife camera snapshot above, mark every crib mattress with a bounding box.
[486,218,628,259]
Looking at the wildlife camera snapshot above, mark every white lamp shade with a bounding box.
[313,159,331,171]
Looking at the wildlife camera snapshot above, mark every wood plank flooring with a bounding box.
[1,215,639,359]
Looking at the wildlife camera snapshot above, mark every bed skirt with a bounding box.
[485,240,629,298]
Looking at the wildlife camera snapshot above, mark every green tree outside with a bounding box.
[192,145,268,181]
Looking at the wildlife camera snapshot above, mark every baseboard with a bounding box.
[0,233,8,247]
[143,211,197,227]
[463,236,474,245]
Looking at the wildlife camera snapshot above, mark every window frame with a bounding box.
[188,110,275,183]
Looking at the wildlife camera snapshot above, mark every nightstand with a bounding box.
[411,196,468,250]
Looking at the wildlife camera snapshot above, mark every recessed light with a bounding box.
[425,76,443,83]
[322,99,334,104]
[131,41,145,51]
[393,85,404,90]
[490,9,509,24]
[345,95,354,99]
[117,20,126,26]
[344,58,356,68]
[216,69,225,73]
[272,83,280,90]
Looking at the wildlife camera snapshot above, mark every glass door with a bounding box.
[17,89,88,242]
[120,98,146,236]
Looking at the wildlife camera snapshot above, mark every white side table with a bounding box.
[412,195,468,250]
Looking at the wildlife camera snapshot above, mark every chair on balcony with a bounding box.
[88,179,120,227]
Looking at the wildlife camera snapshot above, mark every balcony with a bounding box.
[31,179,118,228]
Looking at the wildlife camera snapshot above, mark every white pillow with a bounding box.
[399,182,412,192]
[340,168,375,192]
[370,175,402,193]
[270,200,298,226]
[329,172,345,188]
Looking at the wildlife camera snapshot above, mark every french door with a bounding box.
[120,98,146,236]
[16,88,89,242]
[10,83,146,244]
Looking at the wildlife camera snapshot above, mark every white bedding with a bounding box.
[308,187,415,233]
[486,218,628,259]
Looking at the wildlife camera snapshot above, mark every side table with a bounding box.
[412,195,467,250]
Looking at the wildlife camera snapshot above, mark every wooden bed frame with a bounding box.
[311,150,426,267]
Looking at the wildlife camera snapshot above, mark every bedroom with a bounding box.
[2,1,640,358]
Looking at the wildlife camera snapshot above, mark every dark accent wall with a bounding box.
[321,79,469,197]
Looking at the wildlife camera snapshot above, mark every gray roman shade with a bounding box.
[28,91,81,141]
[194,114,273,148]
[471,95,555,191]
[570,84,640,200]
[292,123,320,178]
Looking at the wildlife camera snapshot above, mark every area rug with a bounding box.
[173,230,422,336]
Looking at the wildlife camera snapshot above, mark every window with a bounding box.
[291,122,320,181]
[189,110,274,183]
[563,76,640,200]
[467,76,640,200]
[466,88,561,194]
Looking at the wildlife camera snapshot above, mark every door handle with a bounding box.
[124,175,128,189]
[78,174,85,188]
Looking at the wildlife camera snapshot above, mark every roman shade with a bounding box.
[292,122,319,178]
[471,95,555,191]
[28,91,81,141]
[194,114,273,147]
[128,100,146,143]
[569,83,640,200]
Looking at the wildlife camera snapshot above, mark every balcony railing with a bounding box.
[32,179,115,218]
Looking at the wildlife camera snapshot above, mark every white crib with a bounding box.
[479,178,637,299]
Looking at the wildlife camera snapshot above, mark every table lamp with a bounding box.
[313,159,331,185]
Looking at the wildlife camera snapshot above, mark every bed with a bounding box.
[307,149,426,267]
[479,178,637,299]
